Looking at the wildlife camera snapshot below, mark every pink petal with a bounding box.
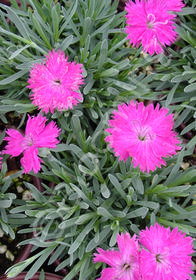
[21,146,42,173]
[25,114,47,136]
[117,233,139,261]
[4,129,24,157]
[94,248,121,267]
[96,267,119,280]
[34,121,60,148]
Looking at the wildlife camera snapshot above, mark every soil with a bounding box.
[0,229,66,277]
[0,169,32,277]
[0,231,30,276]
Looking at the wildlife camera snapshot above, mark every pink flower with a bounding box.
[105,101,181,173]
[94,232,141,280]
[27,49,84,113]
[125,0,184,55]
[139,223,194,280]
[4,115,60,173]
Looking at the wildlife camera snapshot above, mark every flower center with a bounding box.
[156,253,164,263]
[132,120,155,142]
[138,132,147,141]
[147,13,168,29]
[138,126,154,142]
[147,13,156,29]
[54,79,61,86]
[24,134,34,147]
[122,263,131,270]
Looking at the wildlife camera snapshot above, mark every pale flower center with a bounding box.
[156,253,164,263]
[23,134,34,148]
[147,13,156,29]
[138,126,154,141]
[54,79,61,86]
[118,255,136,276]
[147,13,168,29]
[132,120,155,142]
[155,250,171,272]
[122,263,131,270]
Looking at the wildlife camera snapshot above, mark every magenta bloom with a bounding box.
[94,232,140,280]
[125,0,184,55]
[4,115,60,173]
[139,223,194,280]
[28,49,84,113]
[105,101,181,173]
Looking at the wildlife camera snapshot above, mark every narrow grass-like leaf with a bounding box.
[108,174,127,200]
[25,246,57,280]
[0,70,27,85]
[185,82,196,92]
[98,39,108,71]
[9,44,31,60]
[5,6,30,40]
[59,35,74,52]
[48,244,66,265]
[0,27,31,44]
[110,79,136,91]
[101,183,111,198]
[51,4,60,42]
[6,250,45,278]
[165,83,179,107]
[86,227,110,252]
[0,199,12,208]
[60,0,79,36]
[91,16,115,36]
[132,176,144,195]
[24,182,47,203]
[97,206,113,219]
[126,207,149,219]
[68,218,97,254]
[32,14,52,50]
[167,169,196,187]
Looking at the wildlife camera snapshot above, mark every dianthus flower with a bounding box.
[125,0,184,55]
[4,115,60,173]
[139,223,194,280]
[27,49,84,113]
[105,101,181,173]
[94,232,140,280]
